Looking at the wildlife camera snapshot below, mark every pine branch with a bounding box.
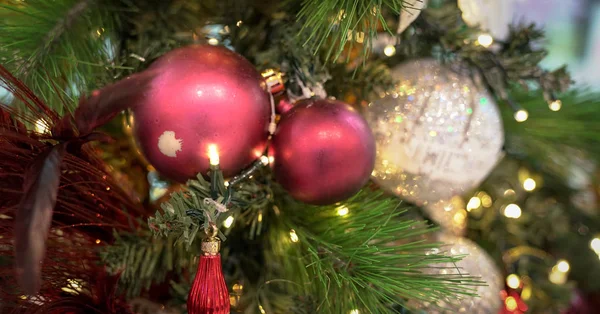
[296,0,413,62]
[502,89,600,179]
[99,229,197,297]
[267,188,482,313]
[0,0,122,114]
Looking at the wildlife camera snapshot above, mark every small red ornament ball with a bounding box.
[271,98,375,205]
[131,45,271,182]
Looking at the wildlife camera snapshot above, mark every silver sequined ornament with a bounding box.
[413,233,503,313]
[365,59,503,205]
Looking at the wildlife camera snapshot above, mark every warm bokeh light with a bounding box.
[557,260,570,273]
[506,274,521,289]
[467,197,481,212]
[289,229,299,243]
[504,204,522,219]
[505,296,518,311]
[523,178,536,192]
[590,237,600,253]
[35,119,50,134]
[337,206,349,216]
[514,109,529,122]
[223,216,234,228]
[549,100,562,111]
[477,33,494,48]
[384,45,396,57]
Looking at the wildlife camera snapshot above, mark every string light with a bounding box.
[481,194,493,207]
[466,196,481,212]
[477,33,494,48]
[503,204,522,219]
[350,310,360,314]
[557,260,570,273]
[236,20,243,27]
[590,237,600,253]
[505,297,518,311]
[337,205,349,216]
[258,305,266,314]
[549,100,562,111]
[523,178,536,192]
[207,38,219,45]
[504,189,516,197]
[260,155,269,166]
[95,239,101,244]
[514,109,529,122]
[383,45,396,57]
[223,216,234,228]
[62,279,84,294]
[289,229,299,243]
[506,274,521,289]
[208,144,220,166]
[35,119,50,134]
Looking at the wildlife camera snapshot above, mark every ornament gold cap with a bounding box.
[202,223,221,256]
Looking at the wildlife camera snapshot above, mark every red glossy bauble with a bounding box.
[271,98,375,205]
[131,45,270,182]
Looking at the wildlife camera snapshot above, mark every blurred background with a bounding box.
[512,0,600,88]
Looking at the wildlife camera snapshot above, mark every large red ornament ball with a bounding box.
[271,98,376,205]
[131,45,271,182]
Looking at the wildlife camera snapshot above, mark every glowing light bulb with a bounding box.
[207,38,219,45]
[549,266,567,285]
[549,100,562,111]
[223,216,234,228]
[466,197,481,212]
[514,110,529,122]
[337,206,349,216]
[477,33,494,48]
[289,229,299,243]
[350,310,360,314]
[506,274,521,289]
[208,144,220,166]
[523,178,536,192]
[383,45,396,57]
[35,119,50,134]
[505,297,518,311]
[504,204,522,219]
[557,260,570,273]
[95,239,101,244]
[591,237,600,253]
[260,155,269,165]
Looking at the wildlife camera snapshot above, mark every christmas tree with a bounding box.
[0,0,599,313]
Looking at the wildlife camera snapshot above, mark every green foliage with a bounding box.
[297,0,410,62]
[265,188,481,313]
[502,89,600,180]
[99,230,196,297]
[148,172,232,247]
[0,0,122,114]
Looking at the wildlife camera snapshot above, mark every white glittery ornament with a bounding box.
[424,196,467,236]
[365,59,503,205]
[412,233,503,313]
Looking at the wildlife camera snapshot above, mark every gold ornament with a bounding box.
[365,59,504,205]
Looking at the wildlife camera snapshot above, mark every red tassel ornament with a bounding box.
[187,224,230,314]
